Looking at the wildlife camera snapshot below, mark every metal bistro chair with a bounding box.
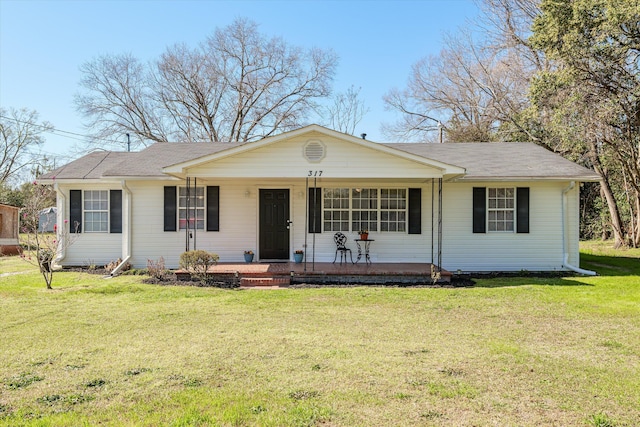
[333,232,354,265]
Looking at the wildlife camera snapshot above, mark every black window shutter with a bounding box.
[408,188,422,234]
[516,187,530,233]
[110,190,122,233]
[69,190,82,233]
[164,186,177,232]
[473,187,486,233]
[308,187,322,233]
[206,186,220,232]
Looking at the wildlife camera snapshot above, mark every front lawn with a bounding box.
[0,243,638,426]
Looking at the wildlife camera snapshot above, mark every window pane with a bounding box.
[487,187,515,233]
[178,186,206,230]
[323,188,349,232]
[83,190,108,233]
[380,188,407,233]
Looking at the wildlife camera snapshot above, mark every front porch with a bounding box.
[177,261,452,287]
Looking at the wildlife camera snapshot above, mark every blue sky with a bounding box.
[0,0,479,161]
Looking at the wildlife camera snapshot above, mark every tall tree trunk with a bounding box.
[588,141,625,247]
[635,196,640,248]
[595,166,625,248]
[599,185,610,241]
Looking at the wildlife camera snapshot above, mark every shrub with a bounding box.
[104,258,131,274]
[147,257,167,280]
[179,250,219,282]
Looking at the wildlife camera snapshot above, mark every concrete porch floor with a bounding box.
[203,261,451,286]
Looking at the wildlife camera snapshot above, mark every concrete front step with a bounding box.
[240,277,291,287]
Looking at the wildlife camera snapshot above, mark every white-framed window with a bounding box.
[179,186,204,230]
[488,188,515,232]
[323,187,407,233]
[380,189,407,232]
[83,190,108,232]
[352,188,378,232]
[323,188,350,231]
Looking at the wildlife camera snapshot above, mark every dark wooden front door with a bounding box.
[259,189,290,260]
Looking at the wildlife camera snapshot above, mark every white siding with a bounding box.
[127,180,263,268]
[441,181,568,272]
[57,179,581,272]
[565,183,580,267]
[57,185,123,266]
[187,133,445,179]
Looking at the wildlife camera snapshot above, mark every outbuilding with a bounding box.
[0,204,21,256]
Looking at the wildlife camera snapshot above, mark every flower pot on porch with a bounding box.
[294,252,304,263]
[359,233,369,240]
[244,253,254,263]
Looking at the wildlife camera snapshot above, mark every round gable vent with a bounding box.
[303,140,326,163]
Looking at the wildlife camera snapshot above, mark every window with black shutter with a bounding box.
[110,190,122,233]
[516,187,530,233]
[164,186,177,232]
[206,186,220,231]
[408,188,422,234]
[308,187,322,233]
[69,190,82,233]
[472,187,486,233]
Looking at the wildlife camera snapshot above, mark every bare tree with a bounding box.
[20,183,78,289]
[383,0,544,142]
[323,85,369,135]
[76,18,337,147]
[0,107,53,183]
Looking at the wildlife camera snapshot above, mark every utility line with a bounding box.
[0,114,124,145]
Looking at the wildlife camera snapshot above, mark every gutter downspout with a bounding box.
[562,181,596,276]
[52,183,66,269]
[111,180,132,276]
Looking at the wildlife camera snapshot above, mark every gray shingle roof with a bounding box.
[41,151,131,180]
[41,142,246,180]
[40,140,600,181]
[384,142,600,181]
[102,141,245,177]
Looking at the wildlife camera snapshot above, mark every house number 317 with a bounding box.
[308,170,323,176]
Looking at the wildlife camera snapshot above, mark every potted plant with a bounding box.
[294,249,304,263]
[358,229,369,240]
[244,250,254,263]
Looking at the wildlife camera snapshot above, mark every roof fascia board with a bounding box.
[100,175,183,181]
[37,178,124,185]
[452,176,602,182]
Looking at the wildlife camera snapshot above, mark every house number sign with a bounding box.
[308,170,323,176]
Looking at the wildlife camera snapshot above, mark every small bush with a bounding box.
[179,250,219,282]
[147,257,167,280]
[104,258,131,274]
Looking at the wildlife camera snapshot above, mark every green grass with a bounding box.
[0,242,639,426]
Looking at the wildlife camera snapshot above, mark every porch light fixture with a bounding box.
[244,190,251,198]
